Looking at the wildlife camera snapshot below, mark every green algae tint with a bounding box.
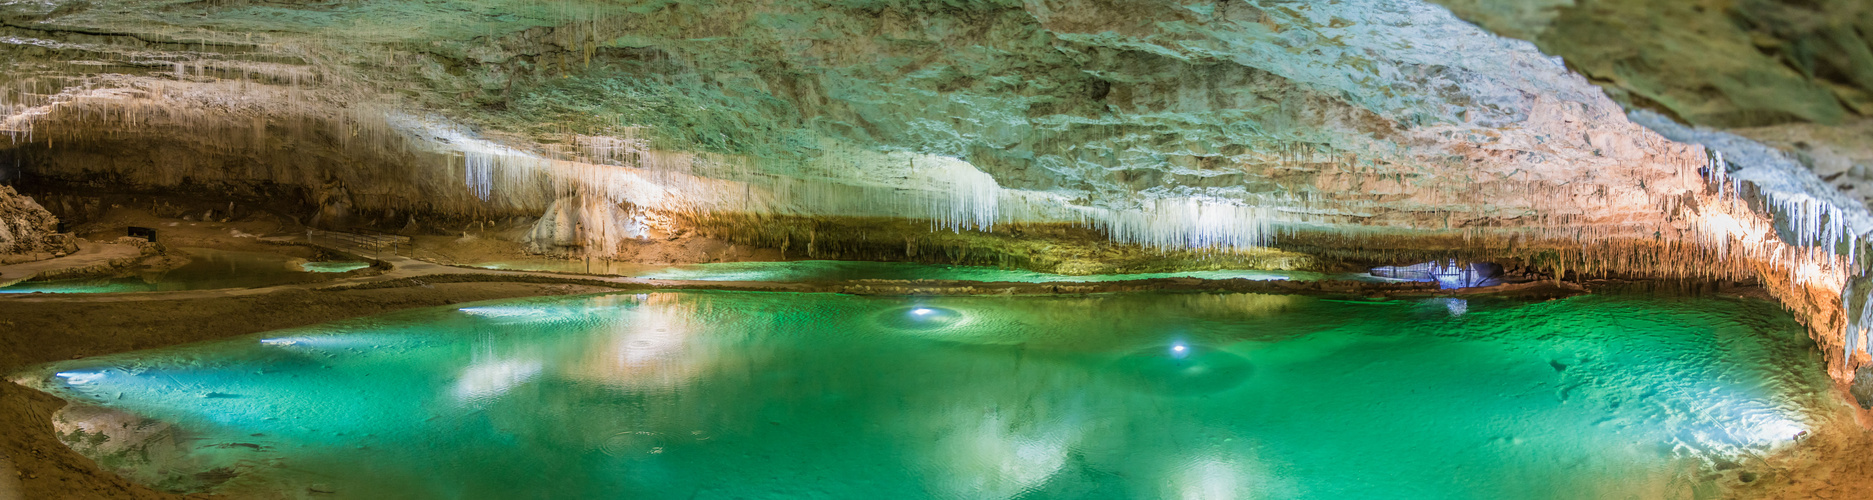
[19,292,1834,499]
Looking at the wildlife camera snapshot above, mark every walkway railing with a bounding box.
[307,229,411,259]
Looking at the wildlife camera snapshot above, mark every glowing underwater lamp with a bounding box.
[881,305,965,330]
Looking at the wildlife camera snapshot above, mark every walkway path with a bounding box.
[0,241,143,287]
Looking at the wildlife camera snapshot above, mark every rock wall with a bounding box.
[1423,0,1873,387]
[1431,0,1873,128]
[0,0,1714,243]
[2,0,1871,380]
[0,184,72,264]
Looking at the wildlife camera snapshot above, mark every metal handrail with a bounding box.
[307,229,412,259]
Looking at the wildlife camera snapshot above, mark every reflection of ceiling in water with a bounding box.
[19,291,1829,499]
[572,294,719,391]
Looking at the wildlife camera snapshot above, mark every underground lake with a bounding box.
[13,290,1834,499]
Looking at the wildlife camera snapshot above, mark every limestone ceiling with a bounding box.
[1430,0,1873,210]
[1433,0,1873,128]
[0,0,1741,242]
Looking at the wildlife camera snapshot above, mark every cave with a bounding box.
[1,0,1871,498]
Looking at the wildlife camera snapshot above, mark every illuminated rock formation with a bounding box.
[0,0,1710,240]
[1428,0,1873,390]
[0,0,1870,383]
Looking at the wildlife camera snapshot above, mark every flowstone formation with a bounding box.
[0,0,1868,380]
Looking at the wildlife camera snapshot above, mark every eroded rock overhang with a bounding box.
[1,0,1868,379]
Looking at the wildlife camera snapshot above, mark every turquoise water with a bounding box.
[0,278,152,294]
[21,292,1830,499]
[0,248,368,293]
[472,259,1363,283]
[299,261,371,273]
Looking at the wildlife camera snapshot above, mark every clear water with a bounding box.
[0,248,332,294]
[299,261,371,273]
[20,292,1830,499]
[470,259,1375,283]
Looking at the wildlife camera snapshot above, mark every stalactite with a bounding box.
[3,20,1869,383]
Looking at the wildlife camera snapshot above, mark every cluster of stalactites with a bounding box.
[1689,151,1869,367]
[0,72,1712,258]
[1083,198,1273,251]
[437,127,1286,253]
[464,131,1707,255]
[449,149,1194,252]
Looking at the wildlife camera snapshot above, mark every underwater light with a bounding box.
[878,306,965,331]
[1171,342,1191,360]
[1757,420,1806,443]
[55,371,105,385]
[1737,415,1809,446]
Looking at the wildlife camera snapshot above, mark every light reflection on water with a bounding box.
[21,291,1832,499]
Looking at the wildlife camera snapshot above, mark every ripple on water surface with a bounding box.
[17,291,1834,499]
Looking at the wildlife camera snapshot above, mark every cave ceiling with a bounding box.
[1430,0,1873,210]
[0,0,1850,248]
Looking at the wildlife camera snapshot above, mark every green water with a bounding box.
[21,292,1832,499]
[1,248,363,294]
[471,259,1369,283]
[300,261,371,273]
